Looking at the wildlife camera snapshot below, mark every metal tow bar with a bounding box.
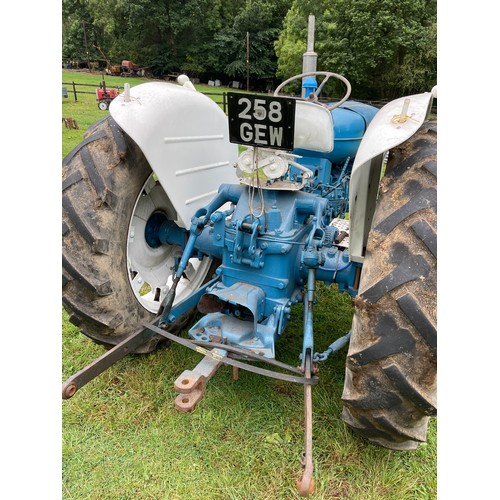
[297,350,315,496]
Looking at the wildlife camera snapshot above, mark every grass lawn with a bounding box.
[62,70,436,499]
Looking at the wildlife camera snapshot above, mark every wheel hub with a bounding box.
[127,174,212,313]
[144,211,167,248]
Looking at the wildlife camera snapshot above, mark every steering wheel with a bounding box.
[273,71,352,111]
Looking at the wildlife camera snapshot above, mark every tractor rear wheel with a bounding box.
[62,116,216,352]
[341,121,437,450]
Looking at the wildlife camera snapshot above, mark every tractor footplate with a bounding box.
[173,348,227,412]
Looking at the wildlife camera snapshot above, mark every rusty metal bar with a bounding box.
[297,351,315,496]
[61,327,155,399]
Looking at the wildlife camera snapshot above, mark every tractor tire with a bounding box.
[98,101,109,111]
[341,121,437,450]
[62,116,216,353]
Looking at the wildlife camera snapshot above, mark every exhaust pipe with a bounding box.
[302,15,318,97]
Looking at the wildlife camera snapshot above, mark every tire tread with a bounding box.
[341,121,437,450]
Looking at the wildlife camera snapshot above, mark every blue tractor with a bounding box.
[62,70,436,495]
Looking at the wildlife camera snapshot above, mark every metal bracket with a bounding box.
[173,348,227,412]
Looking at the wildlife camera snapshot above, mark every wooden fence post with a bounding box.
[72,81,77,102]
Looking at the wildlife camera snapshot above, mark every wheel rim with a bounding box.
[127,174,212,313]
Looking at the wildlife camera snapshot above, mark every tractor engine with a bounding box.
[178,95,377,361]
[184,165,359,359]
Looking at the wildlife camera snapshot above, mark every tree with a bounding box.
[62,0,101,63]
[62,0,292,81]
[214,0,292,84]
[275,0,437,99]
[61,0,436,96]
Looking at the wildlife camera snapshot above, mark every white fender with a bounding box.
[110,81,238,228]
[349,87,436,263]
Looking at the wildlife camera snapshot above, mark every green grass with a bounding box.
[62,70,436,499]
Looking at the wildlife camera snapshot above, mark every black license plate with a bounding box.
[227,93,296,151]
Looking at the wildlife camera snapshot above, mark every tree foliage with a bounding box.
[63,0,292,82]
[276,0,437,99]
[213,0,292,81]
[62,0,436,98]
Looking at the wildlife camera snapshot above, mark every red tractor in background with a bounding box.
[95,82,120,110]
